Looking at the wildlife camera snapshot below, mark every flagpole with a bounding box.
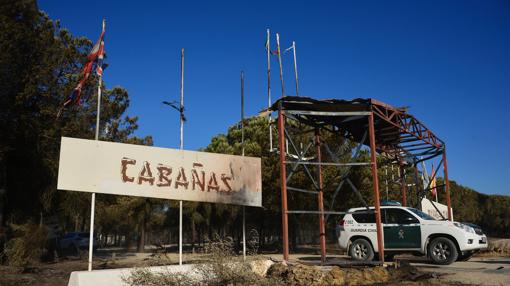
[88,18,105,272]
[276,33,285,98]
[267,29,273,152]
[179,48,184,266]
[276,33,289,155]
[240,71,246,261]
[241,71,245,157]
[292,41,299,96]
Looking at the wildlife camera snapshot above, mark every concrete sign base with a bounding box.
[68,265,195,286]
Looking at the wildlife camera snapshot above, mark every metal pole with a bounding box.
[292,41,299,96]
[315,130,326,263]
[179,48,184,265]
[276,33,285,98]
[88,193,95,271]
[400,164,407,207]
[267,29,273,152]
[88,19,105,272]
[412,162,421,207]
[385,167,388,200]
[241,71,245,157]
[276,33,289,157]
[241,71,246,261]
[442,149,453,221]
[368,113,384,263]
[277,104,289,261]
[242,206,246,261]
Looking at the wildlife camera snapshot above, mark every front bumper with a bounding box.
[460,234,488,251]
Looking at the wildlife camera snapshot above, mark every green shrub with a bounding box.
[3,222,47,268]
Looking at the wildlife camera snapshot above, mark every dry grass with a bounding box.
[123,233,284,286]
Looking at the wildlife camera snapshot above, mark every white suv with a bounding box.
[337,205,488,265]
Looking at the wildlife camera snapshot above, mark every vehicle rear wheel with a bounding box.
[428,237,458,265]
[349,238,374,262]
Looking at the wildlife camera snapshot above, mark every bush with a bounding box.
[123,233,283,286]
[2,222,47,268]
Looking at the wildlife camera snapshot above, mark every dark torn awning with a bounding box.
[268,96,444,163]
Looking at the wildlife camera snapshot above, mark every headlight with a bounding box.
[454,222,475,234]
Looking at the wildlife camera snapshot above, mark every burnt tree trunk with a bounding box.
[137,216,147,252]
[191,217,196,253]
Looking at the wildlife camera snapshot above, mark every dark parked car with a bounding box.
[59,232,99,251]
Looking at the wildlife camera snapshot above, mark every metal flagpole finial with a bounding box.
[102,18,106,30]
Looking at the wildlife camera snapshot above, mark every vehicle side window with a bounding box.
[384,209,418,224]
[352,210,375,223]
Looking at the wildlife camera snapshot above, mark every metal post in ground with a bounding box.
[277,103,289,261]
[368,112,384,263]
[385,167,388,200]
[413,163,421,207]
[400,164,407,207]
[240,70,246,261]
[315,130,326,264]
[179,48,184,265]
[88,19,106,272]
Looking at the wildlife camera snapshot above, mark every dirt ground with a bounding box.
[0,242,509,286]
[412,256,510,286]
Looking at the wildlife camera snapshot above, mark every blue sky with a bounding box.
[40,1,510,195]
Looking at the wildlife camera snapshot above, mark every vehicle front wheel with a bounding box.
[428,237,458,265]
[349,238,374,262]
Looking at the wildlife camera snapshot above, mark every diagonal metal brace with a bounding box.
[284,127,320,190]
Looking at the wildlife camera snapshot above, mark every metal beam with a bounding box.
[316,131,327,264]
[400,164,407,207]
[277,106,289,261]
[325,130,368,221]
[287,210,375,215]
[287,186,319,195]
[285,110,371,116]
[285,161,371,166]
[286,141,314,182]
[368,112,385,263]
[284,128,320,190]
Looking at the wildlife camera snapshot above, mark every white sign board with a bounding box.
[57,137,262,207]
[421,198,452,220]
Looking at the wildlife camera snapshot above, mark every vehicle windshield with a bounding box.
[407,208,436,220]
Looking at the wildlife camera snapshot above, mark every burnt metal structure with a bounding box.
[268,96,452,263]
